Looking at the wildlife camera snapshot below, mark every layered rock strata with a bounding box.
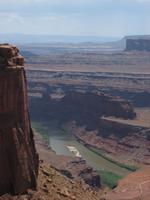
[0,44,39,195]
[68,120,150,165]
[30,91,136,131]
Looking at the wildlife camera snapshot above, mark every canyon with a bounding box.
[0,44,103,199]
[28,72,150,165]
[29,90,150,165]
[0,39,150,200]
[24,38,150,199]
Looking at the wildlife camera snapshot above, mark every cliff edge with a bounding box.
[0,44,39,195]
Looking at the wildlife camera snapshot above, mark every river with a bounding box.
[32,120,131,177]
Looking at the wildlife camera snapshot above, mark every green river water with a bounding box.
[32,121,131,177]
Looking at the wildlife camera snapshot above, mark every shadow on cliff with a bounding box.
[29,91,136,138]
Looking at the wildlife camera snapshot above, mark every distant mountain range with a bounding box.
[0,33,120,44]
[1,33,150,52]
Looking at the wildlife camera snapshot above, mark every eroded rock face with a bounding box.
[68,121,150,165]
[30,91,136,131]
[62,91,136,119]
[0,44,39,195]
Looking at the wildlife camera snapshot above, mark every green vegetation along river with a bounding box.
[32,120,133,178]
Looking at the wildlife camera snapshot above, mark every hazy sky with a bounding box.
[0,0,150,37]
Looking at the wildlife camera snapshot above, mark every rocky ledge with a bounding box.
[0,44,39,195]
[0,164,102,200]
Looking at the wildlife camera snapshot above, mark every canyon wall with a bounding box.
[0,44,39,195]
[29,90,150,164]
[70,119,150,165]
[30,91,136,130]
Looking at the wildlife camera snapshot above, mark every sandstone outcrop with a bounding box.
[0,44,39,195]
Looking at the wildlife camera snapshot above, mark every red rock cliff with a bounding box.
[0,44,39,195]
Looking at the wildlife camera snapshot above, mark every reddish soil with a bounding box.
[104,167,150,200]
